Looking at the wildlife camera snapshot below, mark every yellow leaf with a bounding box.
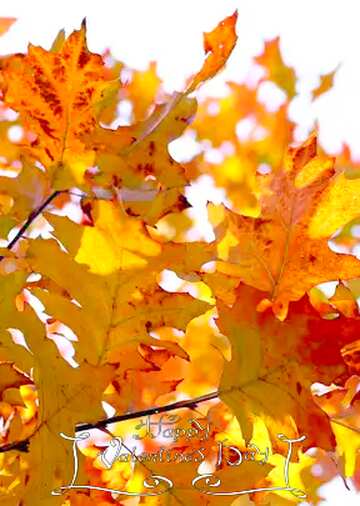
[331,420,360,477]
[0,363,31,396]
[75,200,162,274]
[255,37,296,98]
[309,172,360,238]
[312,65,340,100]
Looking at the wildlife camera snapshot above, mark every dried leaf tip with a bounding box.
[187,10,238,94]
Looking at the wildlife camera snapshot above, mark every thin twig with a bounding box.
[0,390,219,453]
[0,439,30,453]
[76,390,219,431]
[0,190,63,262]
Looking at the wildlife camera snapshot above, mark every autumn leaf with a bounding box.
[315,376,360,477]
[208,134,360,319]
[2,7,360,505]
[0,160,49,227]
[187,10,238,93]
[23,197,212,382]
[308,168,360,239]
[84,91,196,203]
[311,65,340,100]
[0,362,31,397]
[16,309,115,506]
[190,82,294,215]
[192,82,259,146]
[255,37,296,98]
[217,284,360,452]
[1,21,118,186]
[75,199,162,274]
[121,61,162,121]
[0,277,115,503]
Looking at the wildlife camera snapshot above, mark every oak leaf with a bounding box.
[187,10,238,93]
[217,284,360,453]
[26,201,211,371]
[314,376,360,478]
[1,21,118,186]
[209,135,360,319]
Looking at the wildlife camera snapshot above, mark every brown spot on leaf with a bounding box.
[149,140,155,156]
[78,49,91,69]
[126,207,140,217]
[112,175,122,187]
[44,147,54,161]
[254,218,270,230]
[36,118,56,138]
[34,69,63,117]
[81,200,94,226]
[136,163,153,176]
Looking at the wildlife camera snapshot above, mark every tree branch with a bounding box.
[0,390,219,453]
[76,390,219,431]
[0,190,63,262]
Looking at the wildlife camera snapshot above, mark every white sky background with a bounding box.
[0,0,360,504]
[1,0,360,156]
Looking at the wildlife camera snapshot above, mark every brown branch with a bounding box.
[0,439,30,453]
[0,190,63,262]
[0,390,219,453]
[76,390,219,431]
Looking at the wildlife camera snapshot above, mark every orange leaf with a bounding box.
[2,20,117,185]
[187,10,238,92]
[255,37,296,98]
[0,17,16,37]
[218,284,360,451]
[312,65,340,100]
[209,134,360,319]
